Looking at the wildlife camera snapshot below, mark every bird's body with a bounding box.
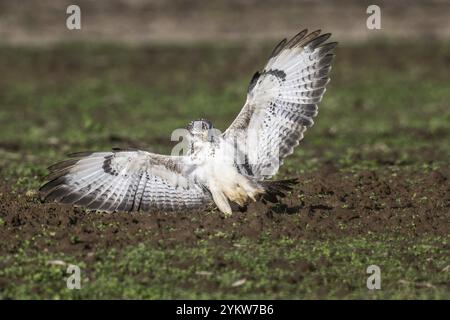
[188,133,265,213]
[40,29,337,214]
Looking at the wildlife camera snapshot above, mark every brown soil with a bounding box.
[1,166,448,256]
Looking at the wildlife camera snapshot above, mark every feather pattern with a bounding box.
[40,150,211,212]
[223,29,336,179]
[40,29,335,214]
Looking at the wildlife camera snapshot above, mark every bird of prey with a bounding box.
[40,29,336,215]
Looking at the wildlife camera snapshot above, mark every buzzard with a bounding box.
[40,29,336,215]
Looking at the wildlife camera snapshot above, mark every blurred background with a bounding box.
[0,0,449,45]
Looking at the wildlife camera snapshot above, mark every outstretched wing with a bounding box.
[40,149,211,212]
[223,29,336,179]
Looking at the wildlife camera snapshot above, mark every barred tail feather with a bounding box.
[260,178,298,203]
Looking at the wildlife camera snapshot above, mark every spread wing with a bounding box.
[223,29,336,179]
[40,149,211,212]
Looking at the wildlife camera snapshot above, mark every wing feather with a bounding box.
[223,29,336,179]
[40,150,211,212]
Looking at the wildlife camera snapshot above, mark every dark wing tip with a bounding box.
[247,71,261,93]
[39,176,67,194]
[111,147,138,152]
[321,41,338,49]
[47,158,79,172]
[269,38,287,59]
[286,29,308,48]
[66,151,95,158]
[270,29,335,57]
[304,33,332,49]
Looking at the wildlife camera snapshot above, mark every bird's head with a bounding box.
[186,119,215,142]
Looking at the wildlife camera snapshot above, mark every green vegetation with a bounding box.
[1,235,448,299]
[0,42,449,299]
